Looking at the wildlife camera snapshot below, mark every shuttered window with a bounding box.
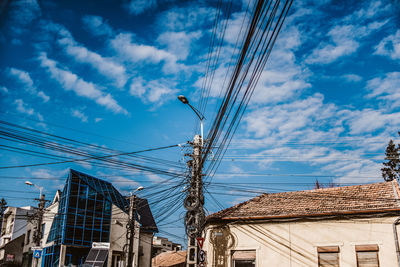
[232,250,256,267]
[318,246,339,267]
[356,245,379,267]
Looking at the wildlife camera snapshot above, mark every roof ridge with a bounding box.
[207,180,399,222]
[208,193,267,218]
[261,181,392,195]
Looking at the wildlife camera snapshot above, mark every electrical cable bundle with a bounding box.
[201,0,293,184]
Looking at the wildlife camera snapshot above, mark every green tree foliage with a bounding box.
[382,139,400,181]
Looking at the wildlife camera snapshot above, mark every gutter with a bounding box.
[207,208,400,223]
[392,180,400,267]
[393,217,400,267]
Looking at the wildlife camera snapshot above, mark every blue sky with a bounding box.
[1,0,400,243]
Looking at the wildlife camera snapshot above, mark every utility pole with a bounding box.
[25,181,45,267]
[178,95,206,267]
[127,195,136,267]
[185,135,205,267]
[126,186,143,267]
[32,194,46,267]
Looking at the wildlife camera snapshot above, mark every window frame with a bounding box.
[231,250,256,267]
[355,244,380,267]
[317,246,340,267]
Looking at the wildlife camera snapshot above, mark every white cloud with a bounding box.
[8,0,41,35]
[8,67,34,90]
[129,77,147,98]
[71,109,88,122]
[39,52,128,114]
[342,74,362,82]
[366,72,400,107]
[45,22,128,88]
[110,33,183,74]
[306,25,360,64]
[14,99,34,115]
[343,1,391,23]
[62,39,128,88]
[129,77,178,104]
[251,67,310,104]
[345,109,400,135]
[7,67,50,102]
[0,86,8,93]
[95,118,103,123]
[157,31,202,60]
[82,15,113,37]
[223,12,250,45]
[124,0,156,15]
[306,4,390,65]
[245,94,338,139]
[146,173,166,183]
[157,7,215,31]
[14,99,44,121]
[31,168,69,179]
[195,24,309,104]
[111,33,175,63]
[374,29,400,60]
[37,91,50,102]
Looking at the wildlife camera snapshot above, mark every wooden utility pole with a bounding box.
[127,195,137,267]
[185,135,205,267]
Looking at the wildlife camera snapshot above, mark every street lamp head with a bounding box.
[25,181,34,186]
[136,186,144,192]
[131,186,144,195]
[178,95,189,104]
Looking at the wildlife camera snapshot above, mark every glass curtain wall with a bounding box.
[44,170,129,267]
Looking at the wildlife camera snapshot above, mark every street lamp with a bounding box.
[25,181,45,267]
[177,95,205,145]
[130,186,144,196]
[127,186,144,267]
[25,181,43,199]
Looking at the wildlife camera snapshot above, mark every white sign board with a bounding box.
[92,242,110,249]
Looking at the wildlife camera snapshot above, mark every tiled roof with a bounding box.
[152,251,186,267]
[207,181,400,222]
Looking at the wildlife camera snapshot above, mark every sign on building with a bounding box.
[33,250,42,259]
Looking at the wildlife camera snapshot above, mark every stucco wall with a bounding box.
[204,216,400,267]
[108,204,144,267]
[139,232,153,267]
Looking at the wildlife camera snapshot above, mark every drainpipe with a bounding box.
[393,217,400,267]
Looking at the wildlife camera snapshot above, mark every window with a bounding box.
[356,245,379,267]
[41,223,45,239]
[26,229,31,244]
[232,250,256,267]
[318,246,339,267]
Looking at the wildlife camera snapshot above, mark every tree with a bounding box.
[381,139,400,181]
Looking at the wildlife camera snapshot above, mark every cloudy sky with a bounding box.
[0,0,400,243]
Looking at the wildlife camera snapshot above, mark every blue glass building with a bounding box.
[42,169,156,267]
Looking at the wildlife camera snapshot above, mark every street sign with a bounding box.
[6,254,14,261]
[196,237,204,249]
[33,250,42,259]
[199,250,206,263]
[30,247,42,251]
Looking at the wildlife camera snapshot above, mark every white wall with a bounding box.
[139,232,153,267]
[204,216,400,267]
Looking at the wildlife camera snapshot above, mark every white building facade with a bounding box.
[204,181,400,267]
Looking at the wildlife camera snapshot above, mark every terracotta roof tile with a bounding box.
[152,251,186,267]
[207,181,400,222]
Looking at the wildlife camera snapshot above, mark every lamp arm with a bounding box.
[187,103,205,121]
